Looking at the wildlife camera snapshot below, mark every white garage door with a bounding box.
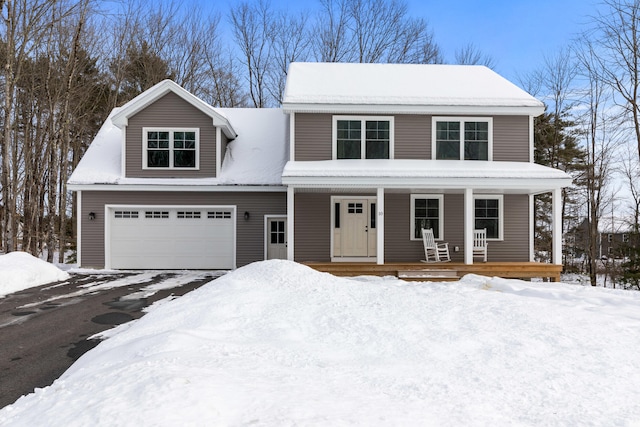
[108,206,235,269]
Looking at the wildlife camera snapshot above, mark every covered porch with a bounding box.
[304,261,563,282]
[283,159,573,267]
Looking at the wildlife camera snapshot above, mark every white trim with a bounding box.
[552,188,562,265]
[376,187,384,265]
[264,215,287,260]
[464,189,473,264]
[216,127,222,177]
[473,194,504,241]
[332,115,395,160]
[142,127,200,170]
[287,187,295,261]
[111,79,237,138]
[289,112,295,162]
[77,191,82,267]
[104,204,237,270]
[67,184,287,192]
[283,103,545,117]
[281,176,569,193]
[529,194,534,262]
[410,194,444,241]
[431,116,493,161]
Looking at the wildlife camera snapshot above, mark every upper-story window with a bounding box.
[143,128,199,169]
[333,116,394,159]
[432,117,492,160]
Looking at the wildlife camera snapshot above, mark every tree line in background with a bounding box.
[0,0,639,288]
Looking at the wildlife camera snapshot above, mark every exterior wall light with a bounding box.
[89,212,96,220]
[244,211,250,221]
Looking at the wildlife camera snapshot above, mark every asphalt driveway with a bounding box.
[0,270,222,409]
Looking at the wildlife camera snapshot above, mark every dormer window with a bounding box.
[432,117,492,160]
[333,116,394,159]
[143,128,199,169]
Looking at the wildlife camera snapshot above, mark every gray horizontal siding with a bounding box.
[493,116,530,162]
[295,114,332,161]
[126,91,217,178]
[294,193,331,261]
[80,190,286,269]
[394,115,430,159]
[294,114,531,161]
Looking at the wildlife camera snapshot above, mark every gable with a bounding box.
[125,91,218,178]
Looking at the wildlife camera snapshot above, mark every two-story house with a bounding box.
[68,62,572,271]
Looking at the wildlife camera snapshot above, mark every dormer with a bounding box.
[111,80,237,179]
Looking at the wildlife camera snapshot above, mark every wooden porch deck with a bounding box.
[304,262,562,282]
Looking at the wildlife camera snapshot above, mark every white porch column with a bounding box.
[287,186,295,261]
[552,188,562,265]
[464,188,474,264]
[376,187,385,265]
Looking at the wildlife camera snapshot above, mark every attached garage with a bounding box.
[106,205,236,269]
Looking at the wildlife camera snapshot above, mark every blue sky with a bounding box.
[252,0,603,81]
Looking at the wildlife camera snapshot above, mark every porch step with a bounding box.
[397,269,460,282]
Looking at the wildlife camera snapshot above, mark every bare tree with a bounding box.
[576,40,623,286]
[619,145,640,232]
[313,0,353,62]
[454,43,497,69]
[229,0,274,107]
[268,11,310,104]
[586,0,640,161]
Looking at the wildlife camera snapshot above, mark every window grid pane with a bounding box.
[475,199,499,239]
[464,122,488,160]
[414,198,440,239]
[436,122,460,160]
[337,120,362,159]
[365,121,390,159]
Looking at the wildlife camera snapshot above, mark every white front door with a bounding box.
[333,198,377,259]
[266,217,287,259]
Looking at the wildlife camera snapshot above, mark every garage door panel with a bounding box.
[108,207,235,269]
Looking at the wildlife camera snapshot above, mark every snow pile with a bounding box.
[0,252,69,297]
[1,260,640,425]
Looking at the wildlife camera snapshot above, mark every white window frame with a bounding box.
[473,195,504,241]
[410,194,444,241]
[142,127,200,170]
[431,117,493,161]
[332,116,394,160]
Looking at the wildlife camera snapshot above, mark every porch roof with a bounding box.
[282,159,573,194]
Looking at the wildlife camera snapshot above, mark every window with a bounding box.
[177,211,201,219]
[607,234,613,242]
[432,117,492,160]
[623,234,629,243]
[411,195,444,240]
[474,196,503,240]
[114,211,139,219]
[270,220,286,244]
[208,211,232,219]
[143,128,199,169]
[334,116,393,159]
[145,211,169,219]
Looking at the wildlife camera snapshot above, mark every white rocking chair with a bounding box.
[421,228,451,263]
[473,229,488,262]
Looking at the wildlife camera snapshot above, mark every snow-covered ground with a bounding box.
[1,259,639,426]
[0,252,69,297]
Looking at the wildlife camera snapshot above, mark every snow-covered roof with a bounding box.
[112,80,237,139]
[282,62,545,115]
[68,108,288,188]
[282,159,572,194]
